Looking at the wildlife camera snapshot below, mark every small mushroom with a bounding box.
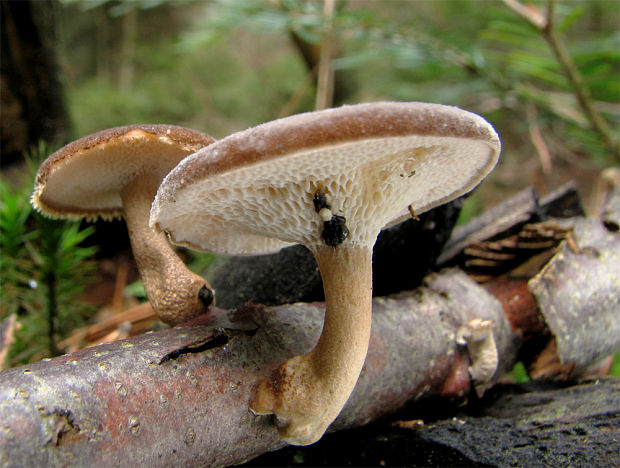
[31,124,216,325]
[150,102,501,444]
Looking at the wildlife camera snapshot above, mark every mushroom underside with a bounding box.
[152,135,497,255]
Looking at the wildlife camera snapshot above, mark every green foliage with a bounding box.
[59,1,310,139]
[0,179,38,319]
[611,353,620,378]
[0,147,97,365]
[124,280,147,302]
[479,4,619,164]
[506,361,531,384]
[177,0,325,49]
[455,193,485,226]
[56,0,619,166]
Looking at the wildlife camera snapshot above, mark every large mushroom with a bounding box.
[31,124,215,326]
[150,102,501,445]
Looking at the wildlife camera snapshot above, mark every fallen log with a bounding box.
[529,217,620,376]
[0,183,617,466]
[0,269,516,467]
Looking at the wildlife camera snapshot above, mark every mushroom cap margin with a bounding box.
[151,102,501,255]
[31,124,215,221]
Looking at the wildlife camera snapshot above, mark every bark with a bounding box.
[413,378,620,467]
[248,378,619,467]
[0,270,516,467]
[529,217,620,375]
[602,172,620,230]
[437,182,584,268]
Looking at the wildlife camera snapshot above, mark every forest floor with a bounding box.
[244,378,619,467]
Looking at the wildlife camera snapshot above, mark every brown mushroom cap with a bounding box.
[32,124,215,221]
[151,102,500,254]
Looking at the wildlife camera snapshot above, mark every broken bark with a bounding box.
[437,182,584,268]
[529,217,620,376]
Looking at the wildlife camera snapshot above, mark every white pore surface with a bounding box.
[152,134,498,256]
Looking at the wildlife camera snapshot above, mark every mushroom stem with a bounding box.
[121,174,213,325]
[251,244,373,445]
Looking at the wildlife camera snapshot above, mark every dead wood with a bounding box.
[437,182,584,268]
[0,270,516,467]
[0,314,17,371]
[529,217,620,376]
[0,182,617,466]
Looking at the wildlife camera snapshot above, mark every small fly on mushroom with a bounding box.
[313,190,350,248]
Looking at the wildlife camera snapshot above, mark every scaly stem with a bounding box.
[121,173,213,325]
[251,244,373,445]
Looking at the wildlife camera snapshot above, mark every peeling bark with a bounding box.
[529,217,620,375]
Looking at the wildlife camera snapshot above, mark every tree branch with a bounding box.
[1,184,618,466]
[315,0,335,110]
[0,270,517,467]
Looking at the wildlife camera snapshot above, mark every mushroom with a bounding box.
[150,102,501,445]
[31,124,216,326]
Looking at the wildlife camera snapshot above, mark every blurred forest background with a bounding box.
[1,0,619,366]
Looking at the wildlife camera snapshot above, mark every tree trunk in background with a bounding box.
[289,32,354,108]
[117,7,137,92]
[284,2,354,109]
[315,0,336,110]
[1,0,70,165]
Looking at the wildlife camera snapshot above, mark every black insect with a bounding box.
[313,191,329,212]
[313,190,349,247]
[322,215,349,247]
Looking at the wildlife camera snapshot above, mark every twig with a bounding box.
[278,67,316,118]
[85,302,156,342]
[502,0,546,28]
[0,270,518,467]
[502,0,619,160]
[526,103,552,175]
[315,0,335,110]
[0,314,17,371]
[112,263,128,313]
